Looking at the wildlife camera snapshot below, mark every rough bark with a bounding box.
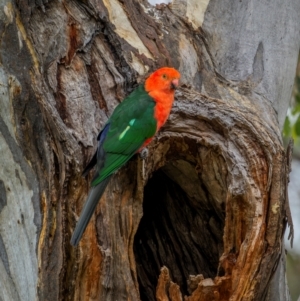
[0,0,299,300]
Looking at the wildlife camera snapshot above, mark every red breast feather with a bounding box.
[145,67,180,130]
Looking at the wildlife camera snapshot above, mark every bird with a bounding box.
[70,67,180,246]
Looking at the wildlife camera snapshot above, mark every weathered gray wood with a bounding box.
[201,0,300,128]
[265,244,291,301]
[0,67,40,300]
[0,0,298,300]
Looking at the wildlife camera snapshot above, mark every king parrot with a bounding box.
[70,67,180,246]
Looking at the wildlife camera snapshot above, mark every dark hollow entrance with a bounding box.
[134,162,225,300]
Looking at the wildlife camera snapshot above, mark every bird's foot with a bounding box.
[139,148,149,160]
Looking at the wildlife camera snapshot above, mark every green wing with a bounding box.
[91,85,157,186]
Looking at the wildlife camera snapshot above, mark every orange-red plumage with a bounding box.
[145,67,180,131]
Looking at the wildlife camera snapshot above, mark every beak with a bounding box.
[171,78,179,90]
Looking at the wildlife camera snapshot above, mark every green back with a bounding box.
[91,85,157,186]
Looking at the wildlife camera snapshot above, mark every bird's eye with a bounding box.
[162,74,167,79]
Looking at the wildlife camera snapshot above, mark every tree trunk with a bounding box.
[0,0,299,300]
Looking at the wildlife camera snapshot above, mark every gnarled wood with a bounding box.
[0,0,299,300]
[135,87,287,301]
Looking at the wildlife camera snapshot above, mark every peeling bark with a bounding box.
[0,0,299,300]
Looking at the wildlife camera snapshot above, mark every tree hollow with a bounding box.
[134,158,225,300]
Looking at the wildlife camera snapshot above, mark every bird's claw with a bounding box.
[139,148,149,160]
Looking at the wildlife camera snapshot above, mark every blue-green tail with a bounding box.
[70,176,111,246]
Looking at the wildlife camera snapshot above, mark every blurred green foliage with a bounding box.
[284,55,300,301]
[283,75,300,141]
[286,251,300,301]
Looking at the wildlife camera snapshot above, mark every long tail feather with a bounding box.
[70,176,111,246]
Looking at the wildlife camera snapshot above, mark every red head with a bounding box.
[145,67,180,93]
